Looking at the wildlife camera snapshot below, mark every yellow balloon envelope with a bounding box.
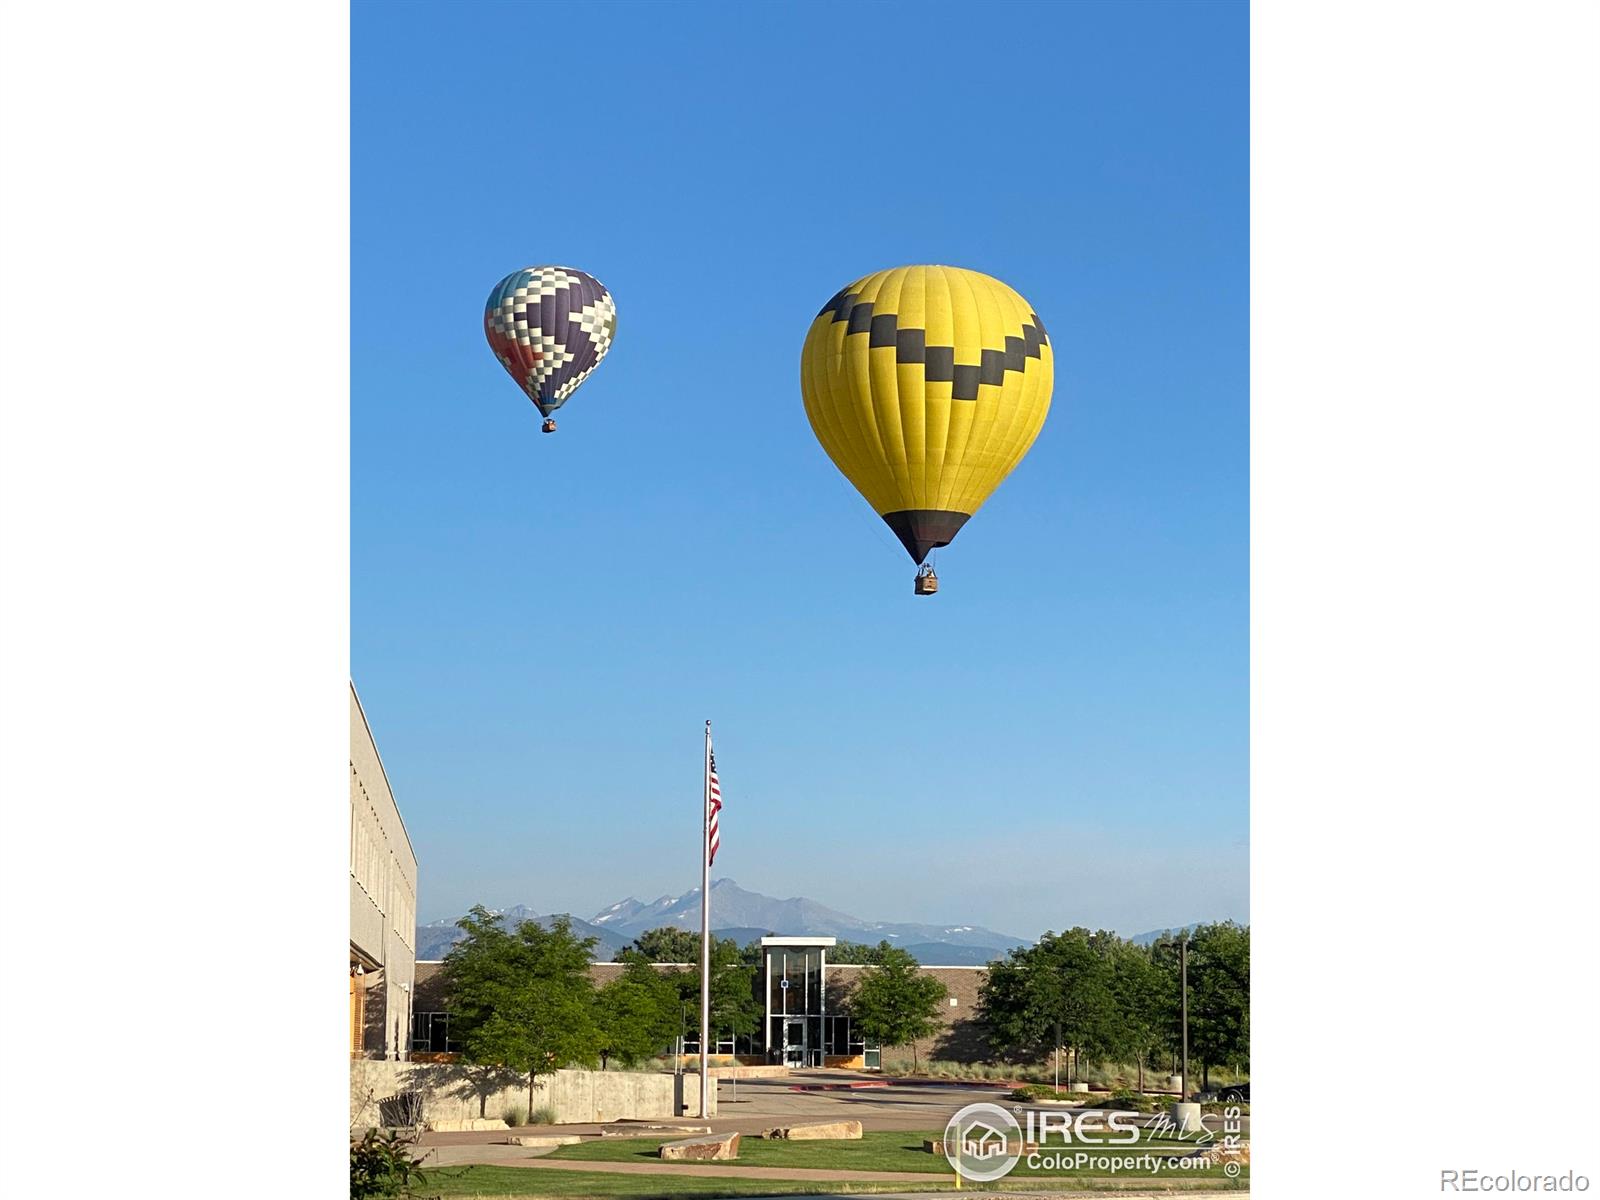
[800,264,1054,565]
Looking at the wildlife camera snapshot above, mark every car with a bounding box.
[1217,1083,1250,1103]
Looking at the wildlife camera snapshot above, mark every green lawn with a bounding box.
[423,1165,934,1197]
[418,1128,1247,1198]
[424,1164,1247,1198]
[546,1129,1221,1176]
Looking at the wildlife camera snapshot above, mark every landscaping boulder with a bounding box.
[759,1120,863,1140]
[506,1135,581,1149]
[659,1131,740,1161]
[1188,1139,1250,1167]
[925,1137,1038,1155]
[427,1118,507,1132]
[603,1122,709,1137]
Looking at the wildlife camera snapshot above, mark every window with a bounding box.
[410,1012,459,1054]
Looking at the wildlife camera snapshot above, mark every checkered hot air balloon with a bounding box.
[484,266,617,433]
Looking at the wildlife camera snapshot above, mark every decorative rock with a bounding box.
[427,1118,507,1132]
[1069,1082,1091,1093]
[1188,1139,1250,1166]
[760,1120,863,1140]
[659,1130,741,1161]
[925,1138,1038,1155]
[506,1135,581,1149]
[603,1123,709,1137]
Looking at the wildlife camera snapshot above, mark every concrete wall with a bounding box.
[350,683,418,1059]
[351,1061,713,1129]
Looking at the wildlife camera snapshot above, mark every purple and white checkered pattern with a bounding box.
[484,266,617,416]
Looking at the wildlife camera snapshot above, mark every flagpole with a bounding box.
[699,720,712,1121]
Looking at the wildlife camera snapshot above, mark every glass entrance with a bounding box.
[783,1018,805,1067]
[762,938,837,1066]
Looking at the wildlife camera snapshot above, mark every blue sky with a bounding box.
[353,0,1248,940]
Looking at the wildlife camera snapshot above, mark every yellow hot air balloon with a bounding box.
[800,265,1054,594]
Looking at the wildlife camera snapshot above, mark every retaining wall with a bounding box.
[350,1061,714,1129]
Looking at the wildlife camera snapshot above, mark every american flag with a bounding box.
[706,742,722,865]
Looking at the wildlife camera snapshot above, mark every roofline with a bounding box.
[350,680,417,867]
[760,936,837,947]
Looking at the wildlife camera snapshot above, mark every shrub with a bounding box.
[350,1129,427,1199]
[502,1107,524,1128]
[530,1105,559,1126]
[1008,1083,1074,1101]
[1098,1089,1163,1113]
[377,1091,424,1128]
[1007,1083,1171,1111]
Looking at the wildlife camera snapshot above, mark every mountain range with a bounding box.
[415,878,1031,964]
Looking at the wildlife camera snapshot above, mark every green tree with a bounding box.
[847,945,948,1073]
[1146,931,1188,1074]
[628,926,700,962]
[441,906,602,1121]
[829,939,902,965]
[1106,938,1172,1093]
[710,938,762,1043]
[1186,922,1249,1090]
[668,935,761,1048]
[595,951,679,1069]
[974,950,1048,1062]
[1144,925,1250,1088]
[977,929,1118,1085]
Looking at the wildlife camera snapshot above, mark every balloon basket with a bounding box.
[541,418,557,434]
[914,565,939,596]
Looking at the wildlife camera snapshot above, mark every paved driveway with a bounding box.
[712,1073,1014,1133]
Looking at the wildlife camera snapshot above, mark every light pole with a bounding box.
[1179,937,1190,1101]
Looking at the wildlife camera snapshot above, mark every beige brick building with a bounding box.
[350,683,418,1059]
[827,963,992,1067]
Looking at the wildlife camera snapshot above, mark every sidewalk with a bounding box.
[417,1145,1250,1194]
[418,1143,949,1182]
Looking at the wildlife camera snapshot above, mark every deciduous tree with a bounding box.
[628,927,700,963]
[848,946,948,1073]
[1106,939,1171,1093]
[441,907,602,1121]
[829,939,903,965]
[977,929,1118,1085]
[595,950,679,1069]
[1186,922,1249,1090]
